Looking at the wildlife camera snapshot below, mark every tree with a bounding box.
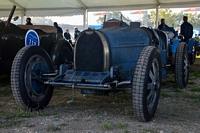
[171,12,183,27]
[187,13,200,28]
[150,9,182,27]
[96,10,200,29]
[142,11,154,27]
[149,9,200,28]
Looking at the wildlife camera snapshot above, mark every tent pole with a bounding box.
[21,9,25,24]
[83,9,88,30]
[76,0,87,30]
[155,5,159,29]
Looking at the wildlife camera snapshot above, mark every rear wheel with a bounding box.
[132,46,162,122]
[11,46,54,110]
[175,42,189,88]
[189,46,196,65]
[50,40,73,69]
[58,44,72,67]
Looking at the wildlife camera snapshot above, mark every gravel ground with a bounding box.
[0,60,200,133]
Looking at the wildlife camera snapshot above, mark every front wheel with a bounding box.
[132,46,162,122]
[11,46,54,110]
[175,42,189,88]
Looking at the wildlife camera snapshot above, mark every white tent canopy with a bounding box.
[0,0,200,17]
[0,0,200,28]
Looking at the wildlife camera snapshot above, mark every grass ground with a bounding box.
[0,59,200,132]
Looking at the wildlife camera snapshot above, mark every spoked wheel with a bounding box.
[132,46,162,122]
[175,42,189,88]
[189,46,196,65]
[11,46,54,110]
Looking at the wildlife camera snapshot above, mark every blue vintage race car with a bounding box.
[160,27,198,66]
[195,36,200,52]
[11,19,190,122]
[193,36,200,59]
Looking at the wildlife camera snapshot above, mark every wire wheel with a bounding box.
[132,46,162,122]
[175,42,189,88]
[11,46,54,110]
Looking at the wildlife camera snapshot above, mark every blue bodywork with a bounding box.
[162,27,180,54]
[47,22,192,95]
[171,39,180,53]
[194,36,200,56]
[162,27,195,58]
[49,25,169,93]
[88,24,103,30]
[188,38,195,54]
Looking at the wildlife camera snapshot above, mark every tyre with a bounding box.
[171,53,176,73]
[58,43,73,67]
[50,40,73,69]
[189,46,196,65]
[171,53,175,67]
[132,46,162,122]
[175,42,189,87]
[11,46,54,110]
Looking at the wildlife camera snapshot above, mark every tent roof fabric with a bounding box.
[0,0,200,17]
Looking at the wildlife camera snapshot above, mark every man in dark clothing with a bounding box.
[74,27,81,40]
[54,22,63,34]
[180,16,193,42]
[54,22,63,39]
[26,17,33,25]
[64,28,72,44]
[158,18,168,30]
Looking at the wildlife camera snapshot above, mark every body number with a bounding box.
[25,30,40,46]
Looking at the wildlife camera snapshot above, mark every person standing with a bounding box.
[64,28,72,44]
[54,22,63,39]
[158,18,168,30]
[74,27,81,40]
[180,16,193,42]
[26,17,33,25]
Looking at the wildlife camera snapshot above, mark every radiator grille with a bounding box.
[75,31,104,72]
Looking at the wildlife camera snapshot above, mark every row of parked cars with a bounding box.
[1,5,200,122]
